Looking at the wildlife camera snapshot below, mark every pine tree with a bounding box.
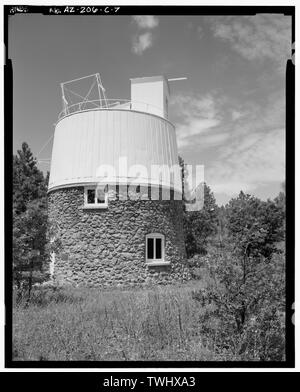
[13,142,47,214]
[13,142,50,295]
[183,183,218,257]
[226,191,284,260]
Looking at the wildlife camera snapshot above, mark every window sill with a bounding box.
[82,204,108,210]
[146,261,170,267]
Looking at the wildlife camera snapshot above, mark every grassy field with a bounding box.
[13,256,285,362]
[13,276,235,362]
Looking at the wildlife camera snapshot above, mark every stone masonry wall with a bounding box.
[48,187,191,287]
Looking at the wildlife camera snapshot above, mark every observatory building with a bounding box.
[48,74,190,286]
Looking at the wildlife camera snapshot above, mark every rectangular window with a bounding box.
[97,196,105,204]
[146,233,168,265]
[155,238,162,259]
[87,189,95,204]
[147,238,154,259]
[96,188,106,204]
[84,186,108,209]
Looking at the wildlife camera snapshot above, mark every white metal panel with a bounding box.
[130,76,170,119]
[48,109,181,192]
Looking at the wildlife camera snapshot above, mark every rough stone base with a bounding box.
[48,187,191,287]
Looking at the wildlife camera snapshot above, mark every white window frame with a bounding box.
[83,186,108,209]
[145,233,169,266]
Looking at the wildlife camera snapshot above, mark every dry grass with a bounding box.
[13,280,223,361]
[13,256,285,363]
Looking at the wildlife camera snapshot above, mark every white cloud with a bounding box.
[203,92,285,201]
[172,94,219,119]
[176,118,222,148]
[231,110,243,121]
[211,182,253,196]
[200,132,230,147]
[131,16,159,55]
[132,32,153,55]
[210,14,291,71]
[174,88,285,203]
[172,93,225,149]
[207,128,285,198]
[132,15,159,29]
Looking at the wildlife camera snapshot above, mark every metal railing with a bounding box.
[58,99,164,121]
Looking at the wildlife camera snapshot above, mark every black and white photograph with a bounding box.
[4,4,295,369]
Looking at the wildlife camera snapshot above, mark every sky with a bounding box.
[9,13,291,205]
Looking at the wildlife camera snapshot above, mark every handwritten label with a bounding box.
[49,6,121,14]
[9,6,28,14]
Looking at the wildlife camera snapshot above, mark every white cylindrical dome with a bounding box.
[48,109,181,193]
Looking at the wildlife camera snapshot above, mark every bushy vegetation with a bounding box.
[13,247,285,362]
[191,248,285,361]
[12,146,286,362]
[185,190,286,362]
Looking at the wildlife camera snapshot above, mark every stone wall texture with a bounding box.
[48,187,191,287]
